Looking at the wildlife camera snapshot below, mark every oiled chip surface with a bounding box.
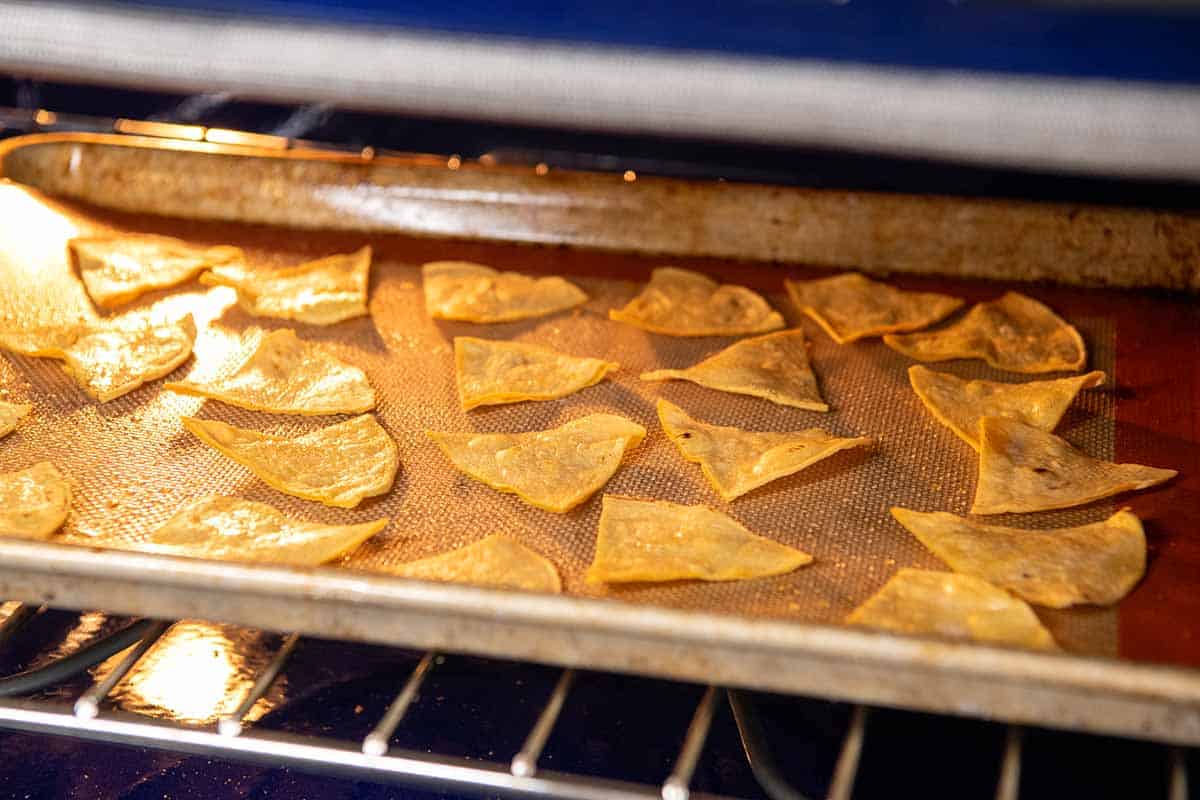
[658,399,870,501]
[428,414,645,513]
[974,417,1176,514]
[0,400,31,438]
[884,292,1086,374]
[387,535,561,593]
[423,261,587,322]
[182,414,398,508]
[909,366,1105,451]
[140,495,386,565]
[847,568,1057,650]
[785,273,963,343]
[69,234,243,308]
[610,267,784,337]
[201,246,371,325]
[0,462,70,540]
[0,324,90,357]
[641,330,827,410]
[586,495,811,584]
[455,337,618,410]
[891,507,1145,608]
[167,328,375,415]
[61,313,197,401]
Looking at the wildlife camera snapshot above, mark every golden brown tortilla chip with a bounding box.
[884,292,1086,374]
[586,495,811,583]
[892,507,1145,608]
[387,535,561,593]
[69,234,243,309]
[0,400,31,438]
[847,568,1057,650]
[455,337,617,410]
[60,313,197,402]
[641,330,827,410]
[0,462,70,540]
[610,267,784,337]
[657,398,870,501]
[423,261,587,322]
[167,328,375,415]
[784,272,963,343]
[909,365,1105,451]
[428,414,645,512]
[973,417,1176,514]
[201,246,370,325]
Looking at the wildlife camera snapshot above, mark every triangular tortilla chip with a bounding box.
[69,234,243,309]
[140,495,386,565]
[166,328,375,415]
[428,414,645,513]
[455,337,618,410]
[891,507,1145,608]
[641,330,827,410]
[423,261,587,323]
[847,568,1057,650]
[182,414,399,508]
[784,273,963,343]
[609,267,784,337]
[201,246,371,325]
[883,292,1086,374]
[387,535,561,593]
[657,399,870,501]
[973,417,1176,514]
[60,313,197,402]
[586,495,811,584]
[0,462,70,540]
[909,365,1105,451]
[0,400,31,438]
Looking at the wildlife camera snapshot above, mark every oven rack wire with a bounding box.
[0,603,1190,800]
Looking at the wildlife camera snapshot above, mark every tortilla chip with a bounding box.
[657,399,870,501]
[847,568,1057,650]
[140,495,386,565]
[423,261,587,323]
[0,401,31,438]
[586,495,811,584]
[201,246,370,325]
[784,273,963,343]
[69,234,243,309]
[973,417,1177,514]
[59,313,197,402]
[909,365,1105,451]
[610,267,784,337]
[641,329,827,410]
[0,323,90,357]
[387,535,561,593]
[891,507,1145,608]
[166,328,375,415]
[182,414,398,508]
[0,462,71,540]
[884,292,1086,374]
[455,337,618,410]
[428,414,645,513]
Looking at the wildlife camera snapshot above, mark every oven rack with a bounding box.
[0,603,1190,800]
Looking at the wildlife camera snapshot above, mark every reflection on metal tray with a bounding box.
[0,134,1196,746]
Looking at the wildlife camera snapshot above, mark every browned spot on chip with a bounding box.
[973,417,1177,514]
[586,495,811,584]
[847,568,1057,650]
[784,272,963,343]
[884,292,1086,374]
[641,329,827,410]
[892,507,1145,608]
[610,267,784,337]
[909,365,1105,451]
[657,398,870,501]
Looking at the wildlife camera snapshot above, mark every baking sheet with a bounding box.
[0,135,1196,745]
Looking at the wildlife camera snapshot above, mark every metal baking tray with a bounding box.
[0,133,1197,745]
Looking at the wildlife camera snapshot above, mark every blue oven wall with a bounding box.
[106,0,1200,84]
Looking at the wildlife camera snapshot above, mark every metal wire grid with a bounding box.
[0,603,1191,800]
